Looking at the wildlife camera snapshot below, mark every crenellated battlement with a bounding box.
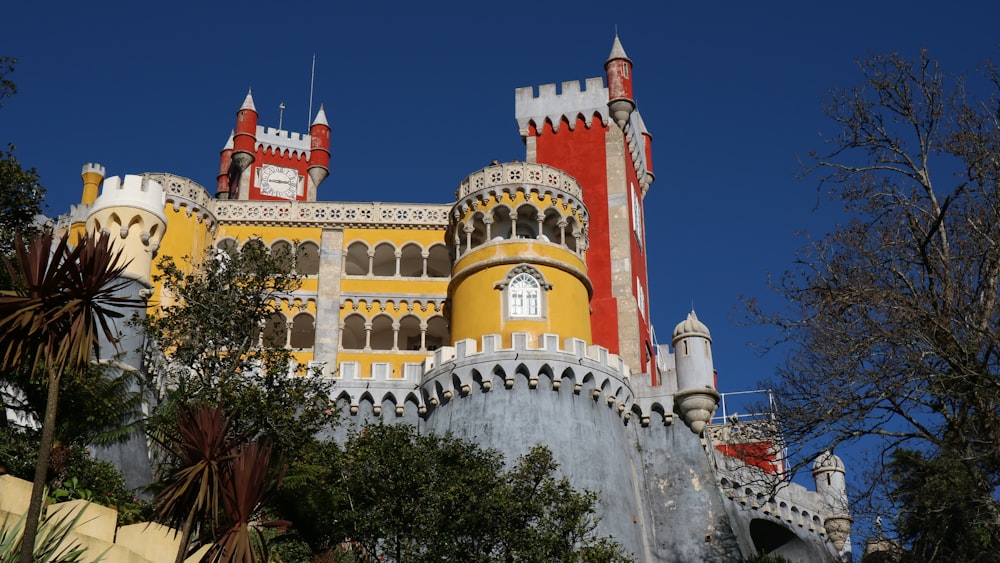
[88,175,167,224]
[424,332,630,378]
[255,125,311,156]
[716,475,834,542]
[515,77,609,135]
[82,162,106,176]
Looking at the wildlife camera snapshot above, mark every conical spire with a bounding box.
[606,34,631,64]
[222,131,234,150]
[312,104,329,126]
[240,88,256,111]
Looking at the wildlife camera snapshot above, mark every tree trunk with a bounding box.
[18,366,60,563]
[174,505,197,563]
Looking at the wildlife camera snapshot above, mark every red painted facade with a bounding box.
[220,93,331,202]
[714,442,782,475]
[531,119,655,382]
[531,116,619,354]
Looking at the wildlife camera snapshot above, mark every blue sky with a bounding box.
[3,2,998,433]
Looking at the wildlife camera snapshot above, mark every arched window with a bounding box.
[290,312,315,348]
[426,315,449,350]
[399,243,423,277]
[371,243,396,276]
[369,315,394,350]
[398,315,422,350]
[345,242,369,276]
[215,238,238,255]
[296,241,320,275]
[342,314,366,349]
[497,266,551,320]
[426,245,450,277]
[261,312,287,348]
[508,273,541,317]
[271,241,294,272]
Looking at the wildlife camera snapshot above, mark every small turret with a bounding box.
[812,451,852,554]
[81,163,106,206]
[216,132,234,199]
[672,311,720,434]
[307,105,331,201]
[605,35,635,129]
[231,90,258,176]
[85,174,167,287]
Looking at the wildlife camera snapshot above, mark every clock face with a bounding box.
[259,164,300,199]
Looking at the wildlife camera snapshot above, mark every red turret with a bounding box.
[605,35,635,129]
[232,90,258,173]
[307,105,331,200]
[216,132,235,198]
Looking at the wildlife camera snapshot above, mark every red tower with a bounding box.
[515,36,658,383]
[219,91,331,202]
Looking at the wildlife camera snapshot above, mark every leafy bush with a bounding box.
[0,428,151,525]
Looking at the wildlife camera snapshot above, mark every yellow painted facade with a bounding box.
[66,156,592,389]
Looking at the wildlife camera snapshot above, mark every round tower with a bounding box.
[419,162,644,555]
[672,311,720,434]
[231,90,258,176]
[446,161,592,347]
[605,35,635,129]
[85,174,167,288]
[812,451,853,553]
[307,105,331,200]
[216,132,235,199]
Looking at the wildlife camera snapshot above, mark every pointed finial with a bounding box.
[607,33,631,63]
[240,88,256,111]
[312,104,329,127]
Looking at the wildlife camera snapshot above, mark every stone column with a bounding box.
[312,229,344,377]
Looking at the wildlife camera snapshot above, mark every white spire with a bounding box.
[312,104,329,126]
[240,88,256,111]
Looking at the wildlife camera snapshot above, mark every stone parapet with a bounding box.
[214,200,450,229]
[421,332,634,421]
[145,172,217,231]
[456,161,583,200]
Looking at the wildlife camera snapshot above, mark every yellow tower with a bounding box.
[446,162,592,346]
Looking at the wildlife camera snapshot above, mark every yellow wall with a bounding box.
[449,240,592,347]
[149,204,215,309]
[342,227,446,248]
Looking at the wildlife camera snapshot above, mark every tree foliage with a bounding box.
[747,51,1000,558]
[143,239,336,462]
[0,57,44,268]
[0,230,141,563]
[275,424,633,562]
[153,404,283,563]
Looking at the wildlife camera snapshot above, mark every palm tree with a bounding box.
[153,404,239,563]
[207,441,282,563]
[0,230,139,563]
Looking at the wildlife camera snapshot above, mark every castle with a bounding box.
[52,37,852,562]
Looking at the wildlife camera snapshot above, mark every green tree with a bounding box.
[0,230,141,563]
[746,51,1000,558]
[275,424,633,562]
[0,57,45,269]
[142,239,336,463]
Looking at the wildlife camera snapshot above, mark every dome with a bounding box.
[672,310,711,343]
[812,451,845,473]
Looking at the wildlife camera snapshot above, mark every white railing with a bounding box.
[713,389,775,425]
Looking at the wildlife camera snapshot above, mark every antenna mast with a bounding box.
[308,54,316,128]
